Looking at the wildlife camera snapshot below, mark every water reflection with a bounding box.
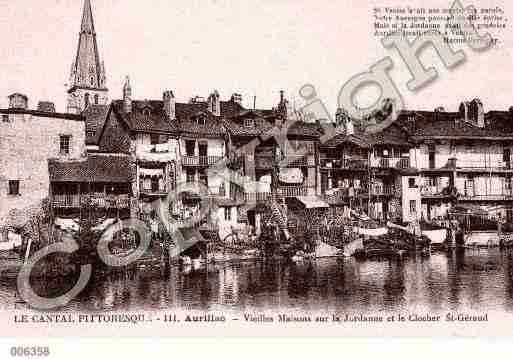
[3,249,513,313]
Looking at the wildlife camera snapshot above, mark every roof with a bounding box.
[112,100,178,134]
[82,104,109,145]
[396,110,513,140]
[0,108,83,121]
[320,122,411,149]
[178,111,226,138]
[48,154,135,183]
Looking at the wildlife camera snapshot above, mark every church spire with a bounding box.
[81,0,96,33]
[69,0,106,91]
[67,0,108,113]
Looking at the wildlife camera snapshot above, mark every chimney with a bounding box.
[231,93,242,105]
[8,93,28,109]
[163,90,175,121]
[123,76,132,113]
[336,107,353,135]
[208,90,220,116]
[459,101,470,123]
[470,98,485,127]
[37,101,56,113]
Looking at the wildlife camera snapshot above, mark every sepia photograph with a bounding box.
[2,0,513,351]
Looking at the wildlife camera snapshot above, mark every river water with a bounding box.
[2,249,513,313]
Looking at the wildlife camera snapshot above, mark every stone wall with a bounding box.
[0,113,85,222]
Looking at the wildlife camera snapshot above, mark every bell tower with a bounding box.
[67,0,108,114]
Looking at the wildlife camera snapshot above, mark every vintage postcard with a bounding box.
[1,0,513,351]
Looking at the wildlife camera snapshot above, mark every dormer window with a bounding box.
[143,108,152,117]
[244,119,254,128]
[197,115,206,125]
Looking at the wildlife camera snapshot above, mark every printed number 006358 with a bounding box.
[10,347,50,357]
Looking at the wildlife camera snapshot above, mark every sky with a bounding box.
[1,0,513,115]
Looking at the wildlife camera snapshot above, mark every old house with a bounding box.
[319,108,420,223]
[0,93,86,224]
[403,99,513,222]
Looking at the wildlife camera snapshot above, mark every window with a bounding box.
[224,207,232,221]
[143,108,152,117]
[150,134,160,145]
[8,180,20,196]
[60,135,71,155]
[185,140,196,156]
[244,119,254,128]
[186,169,195,183]
[94,94,99,105]
[408,178,416,188]
[151,177,159,192]
[197,115,206,125]
[90,77,94,86]
[409,200,417,215]
[84,93,90,108]
[199,170,208,187]
[2,114,9,122]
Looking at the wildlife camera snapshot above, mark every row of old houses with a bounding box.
[2,0,513,238]
[3,86,513,234]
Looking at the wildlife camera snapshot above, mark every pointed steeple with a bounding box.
[67,0,108,113]
[81,0,96,33]
[69,0,106,91]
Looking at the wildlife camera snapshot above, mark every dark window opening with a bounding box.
[186,169,195,183]
[504,148,511,168]
[60,135,71,155]
[408,178,416,188]
[224,207,232,221]
[2,114,9,122]
[8,180,20,196]
[94,94,99,105]
[150,134,160,145]
[199,170,208,187]
[84,93,90,108]
[409,200,417,215]
[151,177,159,192]
[185,140,196,156]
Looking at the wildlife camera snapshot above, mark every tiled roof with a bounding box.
[178,111,226,138]
[321,133,371,148]
[285,121,322,138]
[112,100,178,134]
[396,110,513,139]
[48,154,135,183]
[82,104,109,145]
[320,123,410,148]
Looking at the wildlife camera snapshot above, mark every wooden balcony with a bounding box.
[181,155,224,167]
[320,157,369,170]
[456,159,513,172]
[370,186,395,196]
[458,193,513,201]
[244,192,272,203]
[52,194,131,209]
[373,157,410,169]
